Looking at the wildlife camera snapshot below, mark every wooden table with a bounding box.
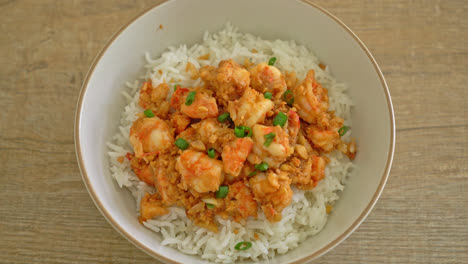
[1,0,466,263]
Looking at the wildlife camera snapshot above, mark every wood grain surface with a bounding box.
[0,0,466,263]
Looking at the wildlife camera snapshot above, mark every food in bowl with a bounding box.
[107,24,357,262]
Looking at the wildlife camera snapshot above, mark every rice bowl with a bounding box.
[107,24,356,263]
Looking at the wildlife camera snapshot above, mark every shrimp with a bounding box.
[249,62,287,99]
[287,110,300,144]
[250,124,292,168]
[129,116,174,158]
[249,171,293,222]
[305,121,343,153]
[139,193,169,222]
[170,112,191,134]
[290,154,326,189]
[152,154,182,206]
[310,155,326,183]
[227,88,274,128]
[224,182,258,222]
[170,87,218,119]
[185,200,218,232]
[176,149,224,193]
[139,81,169,108]
[139,81,170,117]
[293,70,329,124]
[130,156,155,186]
[200,59,250,107]
[193,118,235,153]
[222,138,254,177]
[284,71,298,91]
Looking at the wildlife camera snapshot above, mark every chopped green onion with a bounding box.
[206,203,215,209]
[283,90,294,106]
[235,241,252,250]
[255,162,268,172]
[263,132,276,147]
[264,92,272,100]
[245,127,252,137]
[207,148,215,158]
[268,57,277,66]
[175,138,189,150]
[338,126,349,136]
[234,126,252,138]
[185,91,196,106]
[248,171,257,177]
[144,109,155,117]
[174,84,179,91]
[218,112,231,122]
[215,186,229,198]
[234,127,244,137]
[272,112,287,127]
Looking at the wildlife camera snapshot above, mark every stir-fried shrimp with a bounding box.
[176,149,224,193]
[286,110,301,144]
[139,193,169,222]
[249,62,287,99]
[185,201,218,232]
[251,124,292,168]
[193,118,235,152]
[284,71,298,91]
[228,88,274,127]
[224,182,258,221]
[139,81,169,108]
[306,126,340,153]
[222,138,254,177]
[170,112,191,134]
[152,154,182,206]
[170,87,218,119]
[289,155,326,189]
[139,81,170,117]
[293,70,329,124]
[126,59,357,230]
[200,59,250,107]
[249,171,293,222]
[130,116,174,158]
[130,156,155,185]
[310,155,326,183]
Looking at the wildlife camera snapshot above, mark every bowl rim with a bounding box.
[74,0,395,263]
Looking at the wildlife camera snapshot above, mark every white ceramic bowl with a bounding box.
[75,0,395,263]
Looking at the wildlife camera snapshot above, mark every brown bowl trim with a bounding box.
[74,1,395,263]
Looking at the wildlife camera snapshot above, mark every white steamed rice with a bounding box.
[107,24,355,263]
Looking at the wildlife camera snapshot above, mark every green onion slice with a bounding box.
[263,132,276,147]
[272,112,287,127]
[144,109,155,117]
[244,127,252,137]
[264,92,272,100]
[248,171,257,177]
[218,112,231,122]
[206,203,215,209]
[207,148,215,158]
[283,90,294,106]
[175,138,189,150]
[234,126,252,138]
[235,241,252,250]
[215,186,229,198]
[255,162,268,172]
[174,84,179,91]
[338,126,349,136]
[185,91,196,106]
[268,57,277,66]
